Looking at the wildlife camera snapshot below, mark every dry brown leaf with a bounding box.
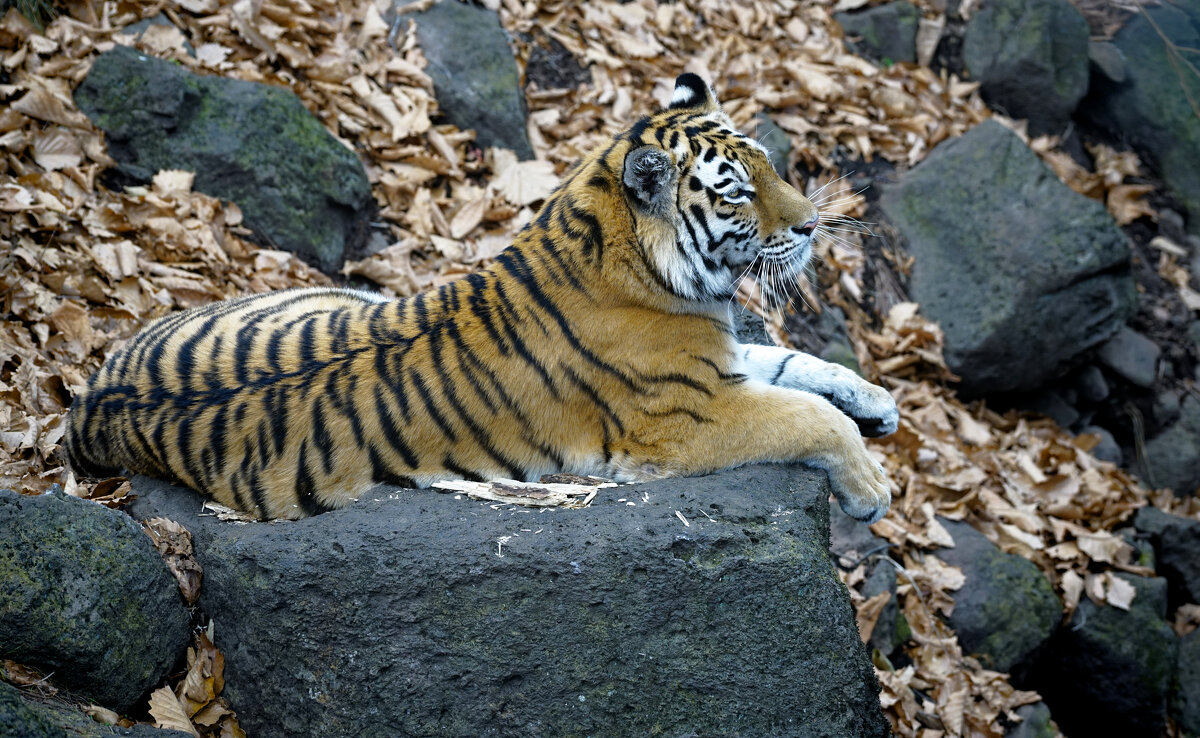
[856,591,891,643]
[149,686,201,737]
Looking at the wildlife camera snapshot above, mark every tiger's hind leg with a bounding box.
[738,344,898,437]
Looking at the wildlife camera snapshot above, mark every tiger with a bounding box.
[63,74,898,523]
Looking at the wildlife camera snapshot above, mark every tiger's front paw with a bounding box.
[827,446,891,524]
[842,382,899,438]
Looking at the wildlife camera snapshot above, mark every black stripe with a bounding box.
[311,399,335,475]
[409,369,457,441]
[443,455,486,482]
[562,364,625,434]
[373,385,420,468]
[295,439,332,516]
[771,354,798,384]
[643,407,712,424]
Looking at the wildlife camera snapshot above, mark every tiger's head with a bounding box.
[619,74,820,304]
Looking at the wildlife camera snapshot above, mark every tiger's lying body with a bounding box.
[64,75,898,523]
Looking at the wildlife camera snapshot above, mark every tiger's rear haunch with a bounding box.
[64,75,898,522]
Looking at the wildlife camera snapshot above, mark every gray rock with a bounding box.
[1006,701,1055,738]
[1088,40,1126,84]
[1143,394,1200,495]
[934,518,1060,675]
[523,30,590,92]
[128,467,890,738]
[862,560,910,655]
[1189,320,1200,348]
[1096,327,1160,388]
[396,0,533,159]
[830,499,888,565]
[755,113,791,180]
[1176,630,1200,737]
[835,1,920,65]
[1079,4,1200,234]
[0,489,191,712]
[1036,574,1177,737]
[74,45,373,274]
[1154,389,1183,426]
[1080,425,1122,465]
[1133,506,1200,607]
[963,0,1090,135]
[878,120,1136,395]
[790,305,863,376]
[1022,389,1080,429]
[0,681,193,738]
[1074,364,1110,403]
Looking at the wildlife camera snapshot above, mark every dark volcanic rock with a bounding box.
[1006,701,1055,738]
[935,518,1060,675]
[1079,3,1200,234]
[1035,574,1177,737]
[835,1,920,65]
[1096,327,1160,388]
[396,0,533,159]
[74,45,373,273]
[1176,630,1200,737]
[1134,506,1200,606]
[0,489,191,712]
[128,466,890,738]
[878,119,1136,395]
[0,681,193,738]
[1142,395,1200,496]
[754,112,792,181]
[962,0,1090,135]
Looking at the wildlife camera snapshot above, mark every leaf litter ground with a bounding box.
[1,1,1197,736]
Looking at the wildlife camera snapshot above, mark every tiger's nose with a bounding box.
[791,217,818,238]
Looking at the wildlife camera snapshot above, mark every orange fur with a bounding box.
[64,76,892,522]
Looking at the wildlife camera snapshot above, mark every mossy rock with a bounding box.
[835,1,920,66]
[963,0,1090,135]
[0,489,191,712]
[395,0,533,159]
[1079,4,1200,235]
[935,518,1060,675]
[878,119,1135,395]
[74,45,373,273]
[0,681,193,738]
[1035,574,1177,737]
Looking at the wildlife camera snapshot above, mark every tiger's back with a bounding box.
[66,74,895,523]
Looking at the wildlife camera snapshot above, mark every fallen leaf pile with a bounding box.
[1,1,1197,736]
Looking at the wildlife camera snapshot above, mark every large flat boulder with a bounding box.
[74,45,374,273]
[0,489,191,712]
[128,465,890,738]
[879,119,1136,395]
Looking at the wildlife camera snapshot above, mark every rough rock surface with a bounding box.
[1142,395,1200,496]
[1035,574,1177,737]
[754,113,791,180]
[962,0,1090,135]
[129,466,890,738]
[1176,630,1200,737]
[395,0,533,159]
[835,1,919,65]
[1133,506,1200,606]
[878,119,1136,395]
[1096,327,1160,388]
[74,45,373,273]
[0,489,191,712]
[1006,701,1055,738]
[0,681,192,738]
[1079,3,1200,233]
[934,518,1060,675]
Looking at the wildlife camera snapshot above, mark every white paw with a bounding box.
[846,383,899,438]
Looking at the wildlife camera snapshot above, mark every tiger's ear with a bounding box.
[668,73,718,112]
[623,145,676,213]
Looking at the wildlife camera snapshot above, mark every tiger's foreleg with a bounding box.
[615,384,892,523]
[738,344,899,438]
